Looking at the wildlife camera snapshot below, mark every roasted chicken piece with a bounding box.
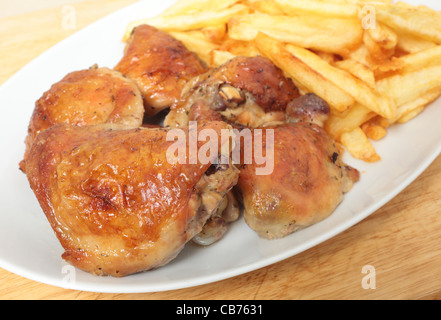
[25,122,239,277]
[285,92,331,127]
[20,65,144,172]
[238,95,360,239]
[115,24,207,118]
[164,56,300,128]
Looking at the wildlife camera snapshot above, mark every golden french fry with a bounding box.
[375,3,441,43]
[369,115,392,129]
[325,103,376,140]
[201,24,227,43]
[168,31,218,65]
[344,44,372,68]
[396,30,437,54]
[366,22,398,51]
[210,50,237,67]
[334,59,376,89]
[124,4,248,39]
[363,30,395,62]
[244,0,285,15]
[361,122,388,141]
[377,66,441,108]
[228,13,363,55]
[330,0,392,3]
[254,33,355,112]
[316,52,338,65]
[285,43,396,119]
[398,106,425,124]
[162,0,240,16]
[274,0,360,18]
[341,127,381,162]
[219,38,261,57]
[391,45,441,74]
[394,87,441,124]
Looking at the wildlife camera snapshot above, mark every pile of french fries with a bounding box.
[124,0,441,162]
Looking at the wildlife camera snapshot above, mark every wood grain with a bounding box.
[1,0,440,300]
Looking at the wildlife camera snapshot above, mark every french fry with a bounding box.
[168,31,218,65]
[361,122,388,141]
[228,13,363,55]
[210,50,237,67]
[285,43,396,119]
[375,3,441,43]
[201,24,227,43]
[395,87,441,124]
[341,127,381,162]
[391,45,441,74]
[124,4,248,39]
[374,44,441,79]
[274,0,360,18]
[331,0,392,3]
[244,0,285,15]
[377,66,441,108]
[398,106,425,124]
[334,59,376,89]
[325,103,375,140]
[363,30,395,62]
[368,115,392,129]
[394,1,437,13]
[396,31,437,54]
[365,22,398,51]
[254,33,355,112]
[219,38,261,57]
[315,51,338,65]
[344,44,372,68]
[161,0,240,16]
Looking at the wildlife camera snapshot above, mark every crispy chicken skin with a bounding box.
[25,122,239,277]
[115,24,207,117]
[211,55,300,113]
[20,66,144,172]
[164,56,300,128]
[237,92,359,239]
[286,93,331,127]
[238,122,359,239]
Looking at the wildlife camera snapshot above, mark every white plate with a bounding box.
[0,0,440,294]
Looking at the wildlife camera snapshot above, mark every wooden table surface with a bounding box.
[1,0,441,300]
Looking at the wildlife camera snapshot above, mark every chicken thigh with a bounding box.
[25,122,239,277]
[238,122,360,239]
[115,24,207,117]
[164,56,300,128]
[21,65,144,172]
[237,92,358,239]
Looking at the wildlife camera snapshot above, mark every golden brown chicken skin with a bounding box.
[25,122,239,277]
[210,55,300,113]
[238,122,359,239]
[20,66,144,172]
[237,93,359,239]
[164,56,300,128]
[115,24,207,117]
